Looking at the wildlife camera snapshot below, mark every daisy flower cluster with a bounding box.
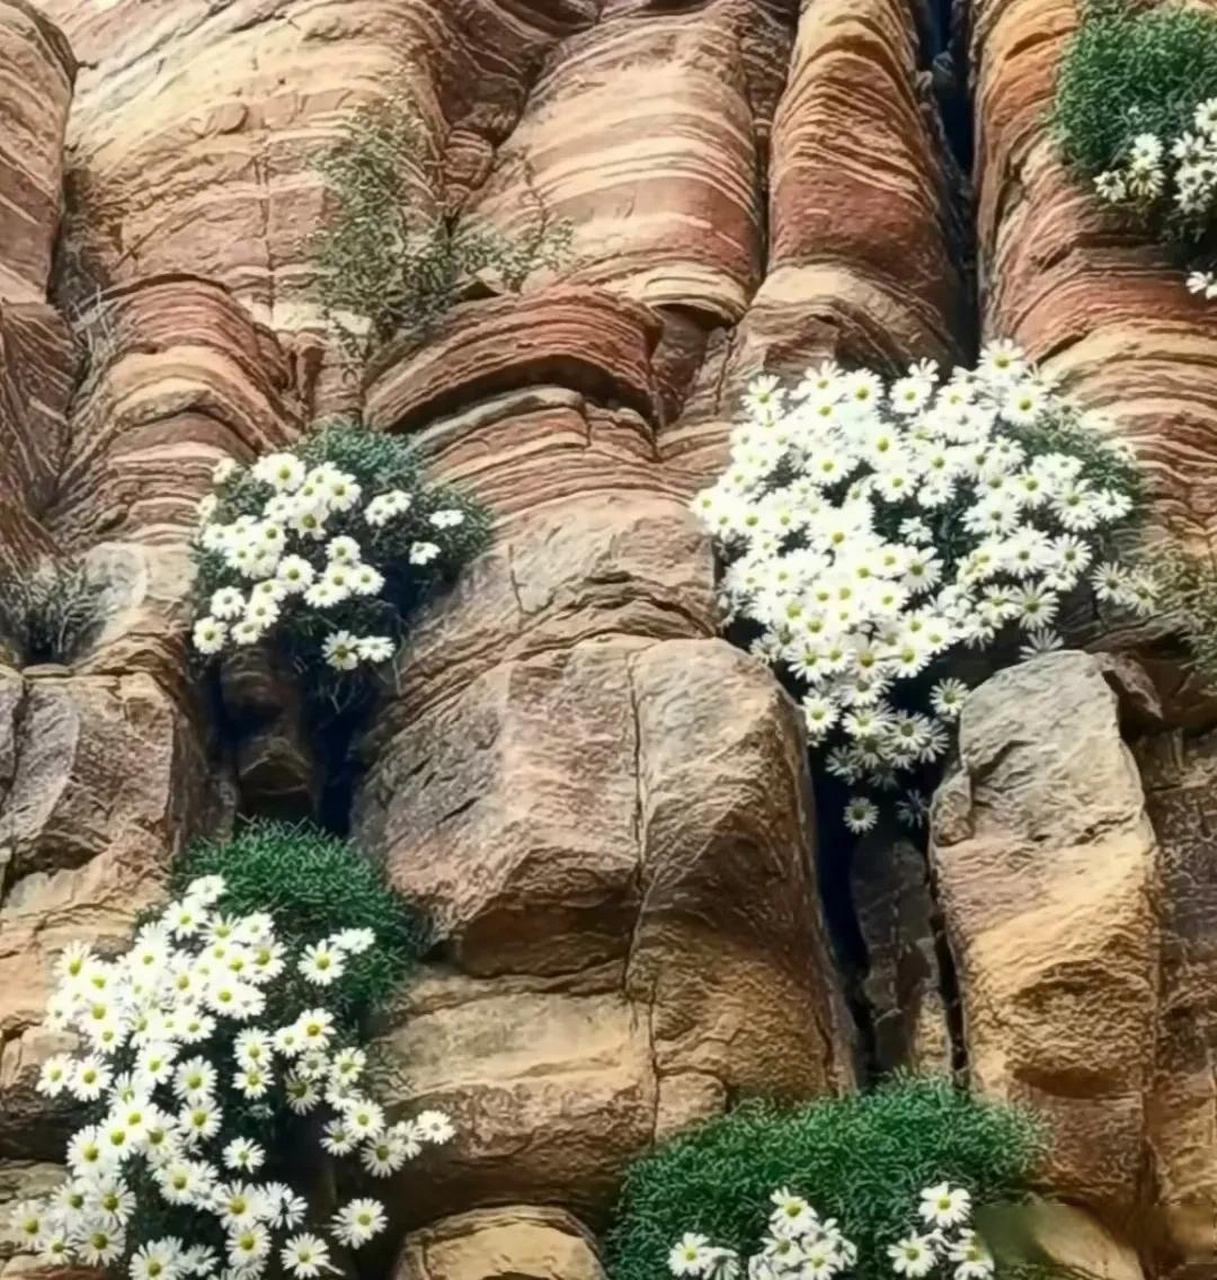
[6,875,453,1280]
[692,342,1153,831]
[887,1185,992,1280]
[190,427,488,678]
[667,1184,992,1280]
[669,1187,857,1280]
[1089,99,1217,301]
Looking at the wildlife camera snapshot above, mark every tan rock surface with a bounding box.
[931,652,1159,1213]
[356,287,853,1222]
[7,0,1217,1263]
[0,667,215,1156]
[393,1206,605,1280]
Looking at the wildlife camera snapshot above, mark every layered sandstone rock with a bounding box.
[0,0,75,579]
[661,0,966,479]
[932,653,1217,1273]
[0,0,73,303]
[5,0,1217,1274]
[356,289,854,1227]
[35,0,598,415]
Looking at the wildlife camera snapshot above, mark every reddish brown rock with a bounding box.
[662,0,965,481]
[466,2,779,326]
[365,288,665,436]
[37,0,596,414]
[0,1,74,303]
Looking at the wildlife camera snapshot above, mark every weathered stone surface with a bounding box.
[467,3,777,325]
[394,1206,605,1280]
[0,668,213,1158]
[372,972,656,1230]
[365,287,664,435]
[1134,728,1217,1276]
[931,652,1159,1214]
[358,635,852,1221]
[37,0,596,414]
[0,1,74,303]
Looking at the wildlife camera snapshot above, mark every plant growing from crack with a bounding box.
[307,93,572,359]
[691,341,1153,831]
[190,422,490,718]
[1051,0,1217,300]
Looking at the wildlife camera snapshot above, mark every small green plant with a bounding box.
[172,818,428,1030]
[1051,2,1217,292]
[1145,542,1217,692]
[603,1077,1048,1280]
[0,557,108,666]
[190,421,491,717]
[308,94,571,355]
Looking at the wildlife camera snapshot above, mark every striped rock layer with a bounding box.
[0,1,1214,1278]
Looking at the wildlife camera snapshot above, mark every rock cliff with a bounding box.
[0,2,1215,1279]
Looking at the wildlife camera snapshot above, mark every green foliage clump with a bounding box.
[308,94,572,355]
[1146,542,1217,692]
[603,1077,1048,1280]
[1053,4,1217,179]
[172,818,427,1029]
[0,557,107,666]
[1052,2,1217,254]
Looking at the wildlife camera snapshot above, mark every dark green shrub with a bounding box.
[308,94,571,355]
[0,557,107,665]
[603,1077,1048,1280]
[1052,3,1217,250]
[171,818,428,1029]
[1053,5,1217,177]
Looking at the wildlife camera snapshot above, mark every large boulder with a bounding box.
[361,638,853,1226]
[356,288,853,1228]
[931,652,1159,1214]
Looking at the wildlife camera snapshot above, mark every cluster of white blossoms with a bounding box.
[692,341,1154,832]
[668,1184,992,1280]
[669,1188,858,1280]
[1091,99,1217,301]
[6,876,453,1280]
[887,1185,994,1280]
[192,450,467,672]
